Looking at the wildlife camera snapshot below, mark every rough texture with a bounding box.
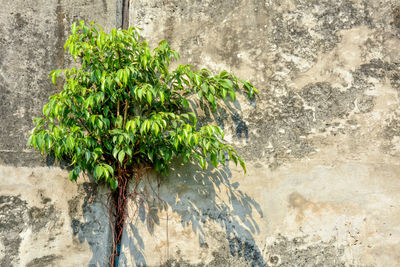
[0,0,116,266]
[120,164,264,266]
[0,0,117,167]
[0,167,112,266]
[125,0,400,266]
[1,0,400,266]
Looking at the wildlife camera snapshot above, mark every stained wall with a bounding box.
[122,1,400,266]
[0,1,116,266]
[1,0,400,266]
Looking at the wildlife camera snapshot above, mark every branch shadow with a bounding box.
[123,162,265,266]
[121,88,260,266]
[123,222,147,267]
[68,182,113,267]
[189,89,254,141]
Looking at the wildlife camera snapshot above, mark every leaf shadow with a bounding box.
[188,85,257,141]
[123,162,265,266]
[68,182,113,267]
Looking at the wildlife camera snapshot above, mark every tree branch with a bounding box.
[123,91,130,128]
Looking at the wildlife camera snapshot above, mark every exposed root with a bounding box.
[108,166,151,267]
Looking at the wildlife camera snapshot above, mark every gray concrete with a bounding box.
[0,167,112,266]
[0,0,116,266]
[0,0,117,166]
[122,0,400,266]
[1,0,400,266]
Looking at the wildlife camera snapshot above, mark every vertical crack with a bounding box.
[122,0,130,29]
[117,0,130,29]
[113,2,129,265]
[112,2,130,266]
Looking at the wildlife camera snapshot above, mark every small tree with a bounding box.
[28,21,257,265]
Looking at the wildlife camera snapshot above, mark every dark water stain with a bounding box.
[26,254,62,267]
[393,7,400,28]
[55,0,65,71]
[264,234,345,267]
[102,0,108,13]
[0,195,28,266]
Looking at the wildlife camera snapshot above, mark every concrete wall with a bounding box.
[0,0,116,266]
[1,0,400,266]
[125,0,400,266]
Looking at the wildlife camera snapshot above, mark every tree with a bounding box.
[28,21,257,265]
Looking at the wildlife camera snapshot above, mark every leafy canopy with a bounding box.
[28,21,257,190]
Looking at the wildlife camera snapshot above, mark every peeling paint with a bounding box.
[1,0,400,266]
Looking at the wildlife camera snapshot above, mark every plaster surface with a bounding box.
[0,0,116,266]
[122,0,400,266]
[1,0,400,266]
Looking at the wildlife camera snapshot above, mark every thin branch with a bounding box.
[123,91,130,128]
[116,45,123,118]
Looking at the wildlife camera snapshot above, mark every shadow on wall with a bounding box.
[121,162,265,266]
[67,182,112,267]
[189,92,252,141]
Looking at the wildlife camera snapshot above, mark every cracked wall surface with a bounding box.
[0,0,116,266]
[125,0,400,266]
[1,0,400,266]
[0,167,111,266]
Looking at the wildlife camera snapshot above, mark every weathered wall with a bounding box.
[122,0,400,266]
[1,0,400,266]
[0,0,116,266]
[0,167,111,266]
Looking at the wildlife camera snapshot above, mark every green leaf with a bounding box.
[206,94,215,107]
[113,147,120,159]
[118,150,125,164]
[209,85,215,94]
[206,126,213,136]
[147,91,152,105]
[173,137,179,150]
[43,103,50,116]
[28,21,257,192]
[229,90,236,101]
[126,120,136,132]
[152,123,160,136]
[239,157,247,173]
[95,165,103,179]
[159,91,165,104]
[110,178,118,190]
[221,88,227,100]
[97,119,104,129]
[204,141,210,150]
[116,115,123,128]
[71,22,77,34]
[104,164,114,176]
[51,69,61,85]
[221,79,233,89]
[210,153,218,167]
[66,137,74,150]
[199,157,206,170]
[182,98,189,110]
[201,84,208,93]
[102,169,109,181]
[231,154,238,166]
[69,169,79,181]
[125,147,132,157]
[194,74,201,86]
[27,135,34,147]
[148,150,153,162]
[172,51,179,60]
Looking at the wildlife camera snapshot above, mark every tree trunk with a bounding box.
[110,168,129,267]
